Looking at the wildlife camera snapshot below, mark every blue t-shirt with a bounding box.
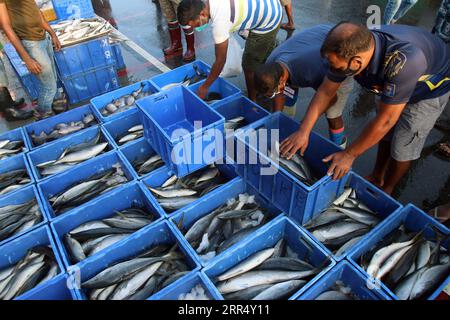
[267,24,333,90]
[328,25,450,105]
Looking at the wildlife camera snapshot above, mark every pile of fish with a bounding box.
[101,83,152,118]
[0,140,25,160]
[64,206,157,264]
[213,239,321,300]
[180,193,271,263]
[117,124,144,146]
[315,281,358,300]
[82,244,190,300]
[0,169,31,195]
[178,284,210,300]
[131,154,164,176]
[36,132,109,177]
[49,164,128,216]
[268,142,317,186]
[161,65,208,91]
[305,188,380,256]
[359,226,450,300]
[148,165,227,213]
[52,18,112,46]
[31,113,96,146]
[225,116,248,131]
[0,199,43,242]
[0,246,59,300]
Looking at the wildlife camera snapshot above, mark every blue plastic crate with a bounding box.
[61,65,119,105]
[348,204,450,300]
[54,36,114,78]
[150,271,221,300]
[138,86,225,177]
[298,261,392,300]
[50,181,165,269]
[37,151,135,220]
[91,80,158,123]
[111,42,126,70]
[0,225,65,299]
[27,126,114,182]
[142,161,238,217]
[235,112,349,224]
[16,273,78,300]
[118,138,162,180]
[188,77,241,108]
[301,172,403,261]
[101,109,142,148]
[213,96,270,161]
[0,127,29,160]
[201,216,335,300]
[0,185,47,247]
[51,0,95,21]
[170,177,283,266]
[24,104,98,149]
[0,153,34,197]
[70,220,201,300]
[150,60,211,91]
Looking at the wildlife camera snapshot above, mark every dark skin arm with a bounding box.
[197,39,228,99]
[0,3,42,74]
[323,101,405,180]
[39,10,61,51]
[272,93,285,112]
[280,76,342,157]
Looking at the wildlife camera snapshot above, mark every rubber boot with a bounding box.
[163,22,182,56]
[182,27,196,62]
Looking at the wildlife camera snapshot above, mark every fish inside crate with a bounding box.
[102,109,144,147]
[119,139,165,179]
[0,154,33,197]
[171,178,283,265]
[0,128,27,161]
[73,221,200,300]
[348,204,450,300]
[143,161,237,216]
[202,216,335,300]
[303,172,402,260]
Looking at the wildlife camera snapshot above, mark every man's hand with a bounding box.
[197,83,209,100]
[280,129,310,159]
[322,150,355,180]
[24,57,42,75]
[51,34,61,51]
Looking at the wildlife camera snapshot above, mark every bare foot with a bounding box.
[281,23,295,31]
[365,174,385,188]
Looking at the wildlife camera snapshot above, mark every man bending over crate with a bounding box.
[177,0,282,102]
[0,0,62,120]
[280,22,450,196]
[253,25,354,149]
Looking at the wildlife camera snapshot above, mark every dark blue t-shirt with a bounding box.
[267,24,333,90]
[328,25,450,104]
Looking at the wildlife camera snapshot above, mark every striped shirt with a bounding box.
[210,0,283,44]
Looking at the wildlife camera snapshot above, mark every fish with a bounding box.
[52,17,113,46]
[252,280,306,300]
[0,200,42,242]
[134,155,164,176]
[0,140,24,159]
[0,169,30,195]
[100,83,152,117]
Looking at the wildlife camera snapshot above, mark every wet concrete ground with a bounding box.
[1,0,448,210]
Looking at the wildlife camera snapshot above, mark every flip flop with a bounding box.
[281,23,295,31]
[436,141,450,159]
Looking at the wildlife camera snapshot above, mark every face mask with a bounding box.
[195,16,209,32]
[332,56,362,77]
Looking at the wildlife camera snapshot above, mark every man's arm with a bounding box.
[272,93,285,112]
[323,101,405,179]
[280,76,342,157]
[197,40,228,99]
[0,3,42,74]
[39,10,60,51]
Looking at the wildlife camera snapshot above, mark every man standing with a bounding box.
[280,0,295,31]
[253,25,353,147]
[177,0,283,102]
[280,22,450,195]
[432,0,450,44]
[383,0,418,25]
[0,0,61,120]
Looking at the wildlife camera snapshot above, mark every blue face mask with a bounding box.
[195,23,209,32]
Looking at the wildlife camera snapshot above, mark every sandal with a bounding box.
[436,141,450,159]
[281,23,295,31]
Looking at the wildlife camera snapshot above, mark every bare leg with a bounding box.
[327,117,344,131]
[382,158,412,195]
[366,140,391,188]
[244,68,257,102]
[281,4,295,30]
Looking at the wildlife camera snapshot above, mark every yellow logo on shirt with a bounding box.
[418,75,450,91]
